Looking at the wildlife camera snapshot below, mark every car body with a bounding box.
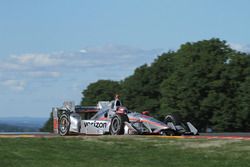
[53,98,198,136]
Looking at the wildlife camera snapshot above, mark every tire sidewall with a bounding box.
[59,114,70,136]
[110,114,127,135]
[164,114,181,125]
[161,129,176,136]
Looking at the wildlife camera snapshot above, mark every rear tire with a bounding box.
[59,114,70,136]
[110,114,128,135]
[161,129,176,136]
[164,114,181,125]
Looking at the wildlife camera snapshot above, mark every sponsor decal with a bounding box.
[83,121,107,128]
[53,118,58,129]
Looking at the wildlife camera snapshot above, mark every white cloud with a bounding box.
[27,71,61,78]
[10,54,64,67]
[84,44,159,55]
[1,80,26,91]
[79,49,87,53]
[229,43,250,53]
[1,45,161,72]
[0,62,27,71]
[0,45,162,92]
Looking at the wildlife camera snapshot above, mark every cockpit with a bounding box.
[111,99,122,110]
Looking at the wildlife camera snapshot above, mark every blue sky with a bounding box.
[0,0,250,117]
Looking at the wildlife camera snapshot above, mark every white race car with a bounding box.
[52,96,198,136]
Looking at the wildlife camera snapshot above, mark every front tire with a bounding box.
[59,114,70,136]
[110,114,128,135]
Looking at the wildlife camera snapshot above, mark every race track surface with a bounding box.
[0,132,250,140]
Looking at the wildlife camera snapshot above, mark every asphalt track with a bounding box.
[0,132,250,140]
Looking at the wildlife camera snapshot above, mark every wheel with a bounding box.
[161,129,176,136]
[164,113,182,125]
[164,114,189,135]
[59,114,70,136]
[110,114,128,135]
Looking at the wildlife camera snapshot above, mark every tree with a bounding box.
[81,80,121,106]
[160,38,250,131]
[123,64,161,112]
[121,51,176,115]
[40,112,53,132]
[77,38,250,132]
[236,76,250,131]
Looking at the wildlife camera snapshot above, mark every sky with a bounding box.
[0,0,250,118]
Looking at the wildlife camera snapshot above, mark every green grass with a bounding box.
[0,136,249,167]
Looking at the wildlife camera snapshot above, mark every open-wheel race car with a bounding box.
[52,96,198,136]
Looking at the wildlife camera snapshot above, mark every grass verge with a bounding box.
[0,136,249,167]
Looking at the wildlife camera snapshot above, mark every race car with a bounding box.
[52,96,198,136]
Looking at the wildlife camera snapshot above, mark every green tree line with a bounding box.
[42,38,250,132]
[81,39,250,132]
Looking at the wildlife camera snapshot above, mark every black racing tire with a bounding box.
[59,113,70,136]
[164,113,182,125]
[161,129,176,136]
[110,114,128,135]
